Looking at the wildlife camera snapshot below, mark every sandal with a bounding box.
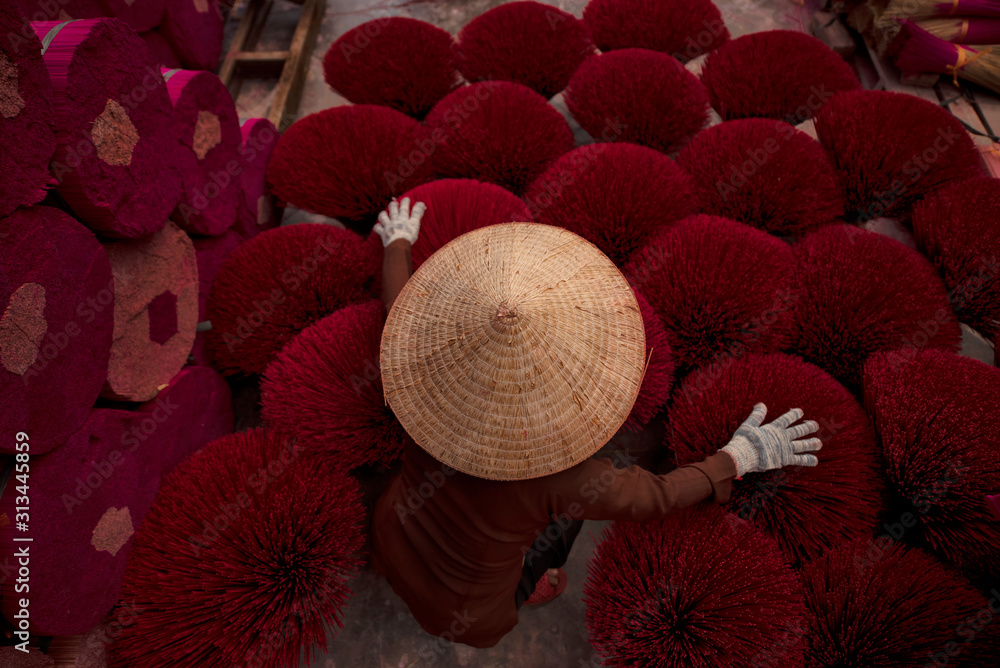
[524,568,567,606]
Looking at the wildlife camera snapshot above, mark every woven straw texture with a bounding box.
[381,223,646,481]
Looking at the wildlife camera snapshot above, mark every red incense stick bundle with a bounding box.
[0,5,57,217]
[0,206,113,455]
[896,21,1000,93]
[100,0,165,32]
[101,220,198,401]
[160,0,224,71]
[139,29,181,69]
[31,18,182,238]
[232,117,281,240]
[162,68,241,236]
[189,230,242,366]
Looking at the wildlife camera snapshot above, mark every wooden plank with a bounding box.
[219,0,274,95]
[236,50,289,62]
[268,0,325,132]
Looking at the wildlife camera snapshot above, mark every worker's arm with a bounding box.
[373,197,426,312]
[549,404,822,521]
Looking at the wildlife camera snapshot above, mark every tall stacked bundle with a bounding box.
[423,82,575,196]
[0,5,56,217]
[323,17,460,119]
[139,29,181,69]
[107,429,365,668]
[189,230,242,366]
[801,541,1000,666]
[403,179,533,270]
[676,119,844,236]
[584,507,807,667]
[524,143,700,266]
[267,105,427,233]
[100,220,198,401]
[668,353,885,564]
[160,0,224,71]
[453,1,595,100]
[912,177,1000,338]
[623,216,796,376]
[135,365,233,479]
[582,0,730,61]
[700,31,860,122]
[205,224,381,376]
[564,49,710,155]
[0,207,113,455]
[813,89,982,221]
[0,410,147,635]
[101,0,165,32]
[162,69,241,236]
[791,225,962,391]
[232,118,281,240]
[863,350,1000,578]
[624,289,674,432]
[262,300,406,470]
[31,19,182,238]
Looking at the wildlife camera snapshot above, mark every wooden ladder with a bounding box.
[219,0,326,131]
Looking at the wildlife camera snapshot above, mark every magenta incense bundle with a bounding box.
[162,68,241,236]
[676,119,844,237]
[100,220,198,402]
[323,17,460,119]
[189,230,242,366]
[0,207,113,456]
[700,30,860,122]
[100,0,165,32]
[30,18,182,238]
[669,352,885,564]
[791,225,962,391]
[0,409,149,635]
[564,48,710,156]
[262,300,406,470]
[160,0,224,71]
[403,179,533,270]
[863,350,1000,578]
[140,29,181,69]
[423,82,575,196]
[454,1,595,99]
[267,105,427,233]
[0,5,56,218]
[232,117,281,240]
[623,215,796,376]
[525,143,699,266]
[136,365,233,480]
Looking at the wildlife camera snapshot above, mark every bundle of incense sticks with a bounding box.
[917,16,1000,42]
[883,0,1000,20]
[895,21,1000,93]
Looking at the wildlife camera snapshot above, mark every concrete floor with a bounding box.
[222,1,812,666]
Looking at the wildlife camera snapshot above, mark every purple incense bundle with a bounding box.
[403,179,533,270]
[0,409,149,635]
[100,0,165,32]
[101,220,198,402]
[140,29,181,69]
[30,18,182,238]
[232,118,281,240]
[160,0,224,71]
[0,207,113,456]
[135,365,233,481]
[162,68,241,236]
[189,230,242,366]
[670,353,885,565]
[0,5,56,218]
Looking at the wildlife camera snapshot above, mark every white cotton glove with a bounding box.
[373,197,426,247]
[720,403,823,477]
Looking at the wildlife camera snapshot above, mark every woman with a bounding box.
[369,198,822,649]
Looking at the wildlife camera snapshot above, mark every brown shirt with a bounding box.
[370,437,738,649]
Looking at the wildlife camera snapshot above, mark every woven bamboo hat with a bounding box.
[380,222,647,481]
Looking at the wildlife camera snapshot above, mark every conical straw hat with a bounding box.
[380,222,646,481]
